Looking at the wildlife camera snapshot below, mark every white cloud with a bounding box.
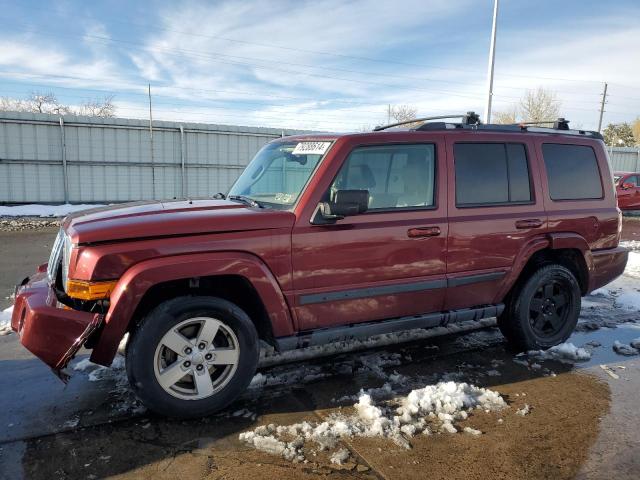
[0,1,637,132]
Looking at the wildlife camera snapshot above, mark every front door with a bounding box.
[291,138,448,331]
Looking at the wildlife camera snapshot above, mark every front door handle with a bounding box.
[407,226,441,238]
[515,219,543,229]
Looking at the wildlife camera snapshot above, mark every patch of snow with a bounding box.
[0,204,105,218]
[62,416,80,428]
[620,240,640,251]
[528,342,591,363]
[0,306,13,335]
[239,381,506,462]
[612,341,639,356]
[624,251,640,279]
[463,426,482,436]
[330,448,350,465]
[516,404,531,416]
[614,290,640,310]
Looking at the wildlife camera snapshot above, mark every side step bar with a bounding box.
[276,304,504,351]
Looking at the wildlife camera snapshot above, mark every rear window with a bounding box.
[542,144,603,200]
[454,143,532,206]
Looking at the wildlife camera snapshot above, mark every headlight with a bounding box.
[61,233,72,291]
[47,229,65,282]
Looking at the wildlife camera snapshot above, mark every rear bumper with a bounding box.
[11,272,103,376]
[588,246,629,292]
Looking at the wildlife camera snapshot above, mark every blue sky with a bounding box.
[0,0,638,131]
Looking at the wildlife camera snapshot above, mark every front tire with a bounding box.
[498,264,581,351]
[126,296,259,418]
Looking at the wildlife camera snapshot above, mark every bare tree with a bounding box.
[632,117,640,146]
[77,95,116,117]
[389,104,418,123]
[519,87,560,123]
[493,105,519,124]
[0,91,116,117]
[491,87,561,125]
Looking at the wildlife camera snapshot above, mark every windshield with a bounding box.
[228,140,331,208]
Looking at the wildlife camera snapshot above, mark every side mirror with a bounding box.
[311,189,369,225]
[622,182,634,190]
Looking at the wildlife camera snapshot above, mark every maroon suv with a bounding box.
[11,113,628,417]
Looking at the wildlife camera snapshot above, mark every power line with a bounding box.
[0,3,622,87]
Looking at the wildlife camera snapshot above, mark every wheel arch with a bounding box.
[90,252,294,367]
[495,233,592,304]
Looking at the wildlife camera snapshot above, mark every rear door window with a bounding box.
[541,144,603,200]
[454,143,532,206]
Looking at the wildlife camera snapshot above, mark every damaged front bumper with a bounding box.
[11,271,103,379]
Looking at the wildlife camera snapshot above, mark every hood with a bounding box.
[63,199,296,245]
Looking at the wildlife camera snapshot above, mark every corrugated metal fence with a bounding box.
[0,111,308,203]
[2,111,639,204]
[608,146,640,173]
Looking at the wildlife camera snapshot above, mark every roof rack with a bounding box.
[373,111,480,131]
[372,113,602,139]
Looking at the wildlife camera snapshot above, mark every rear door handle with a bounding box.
[407,226,441,238]
[515,219,543,229]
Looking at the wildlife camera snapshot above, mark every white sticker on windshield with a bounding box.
[292,141,331,156]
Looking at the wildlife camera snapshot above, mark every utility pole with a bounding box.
[483,0,499,124]
[148,83,156,198]
[597,82,608,133]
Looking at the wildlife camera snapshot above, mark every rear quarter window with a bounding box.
[542,144,603,200]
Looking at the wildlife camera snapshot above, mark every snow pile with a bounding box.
[73,355,127,384]
[613,340,639,356]
[239,381,506,462]
[526,342,591,363]
[0,204,105,218]
[0,306,13,335]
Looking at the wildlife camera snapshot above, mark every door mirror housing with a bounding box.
[312,189,369,224]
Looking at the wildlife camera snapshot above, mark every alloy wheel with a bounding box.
[153,317,240,400]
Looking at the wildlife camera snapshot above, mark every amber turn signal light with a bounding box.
[66,279,117,300]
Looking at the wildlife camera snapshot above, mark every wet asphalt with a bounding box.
[0,224,639,479]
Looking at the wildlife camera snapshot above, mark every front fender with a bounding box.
[90,251,293,366]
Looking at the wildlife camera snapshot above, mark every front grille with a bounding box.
[47,229,65,283]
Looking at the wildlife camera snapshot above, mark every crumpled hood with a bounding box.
[63,199,295,245]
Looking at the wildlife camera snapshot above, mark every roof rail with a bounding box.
[373,111,480,131]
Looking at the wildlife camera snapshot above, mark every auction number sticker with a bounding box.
[292,141,331,156]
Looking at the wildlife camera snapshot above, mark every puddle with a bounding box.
[569,323,640,368]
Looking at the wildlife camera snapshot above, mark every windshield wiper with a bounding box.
[228,195,262,208]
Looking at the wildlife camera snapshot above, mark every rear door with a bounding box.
[445,135,547,310]
[290,136,448,331]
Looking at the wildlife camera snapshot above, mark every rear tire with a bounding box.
[126,296,259,418]
[498,264,581,351]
